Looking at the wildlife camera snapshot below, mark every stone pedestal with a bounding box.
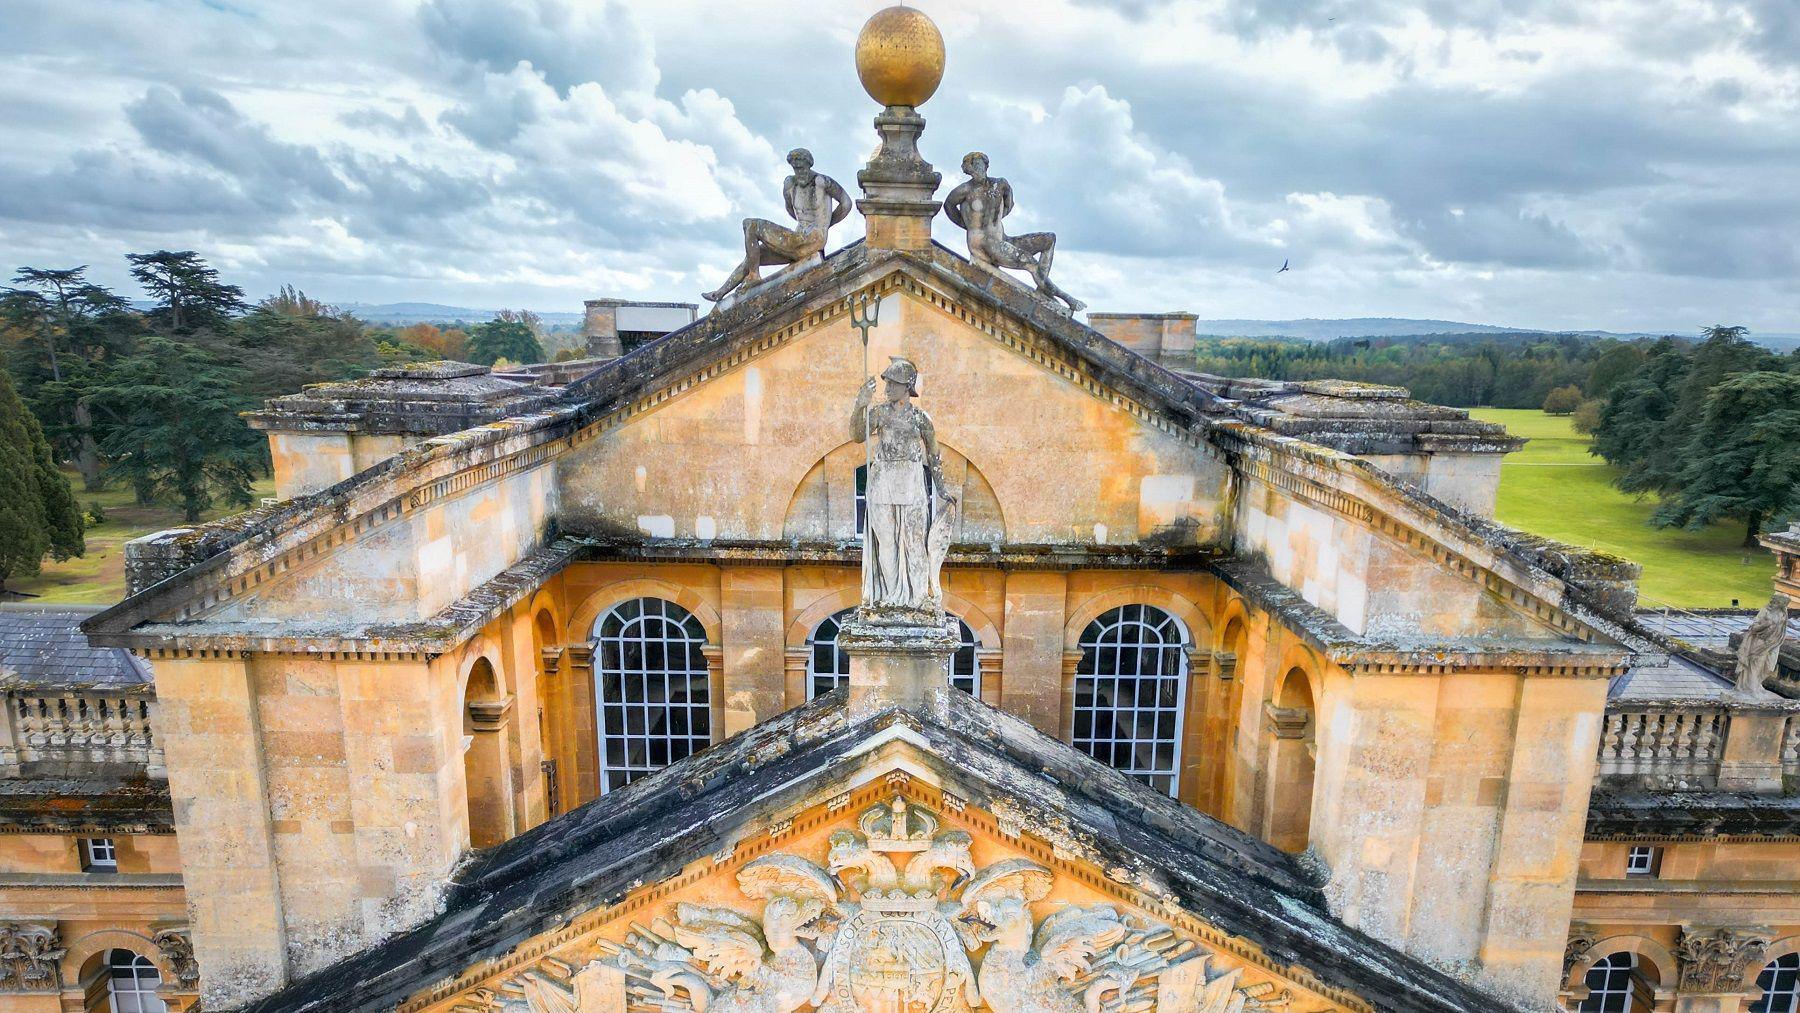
[857,105,941,251]
[840,608,958,720]
[1717,710,1788,791]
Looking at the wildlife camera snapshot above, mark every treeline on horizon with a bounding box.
[0,251,572,593]
[1196,326,1800,546]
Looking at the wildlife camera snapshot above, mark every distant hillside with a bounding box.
[1192,317,1799,350]
[1194,317,1596,341]
[335,302,585,326]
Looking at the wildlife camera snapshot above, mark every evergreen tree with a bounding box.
[1654,371,1800,547]
[3,266,135,488]
[0,370,83,593]
[468,318,544,366]
[126,250,246,334]
[1591,339,1691,494]
[87,337,263,522]
[230,287,381,402]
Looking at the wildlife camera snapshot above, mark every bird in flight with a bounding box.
[1277,259,1290,273]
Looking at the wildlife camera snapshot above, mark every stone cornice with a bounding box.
[1210,557,1632,678]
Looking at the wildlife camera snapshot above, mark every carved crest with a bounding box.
[504,796,1279,1013]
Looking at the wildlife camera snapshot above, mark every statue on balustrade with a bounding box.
[1735,592,1791,697]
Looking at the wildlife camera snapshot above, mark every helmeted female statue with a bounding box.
[850,357,958,613]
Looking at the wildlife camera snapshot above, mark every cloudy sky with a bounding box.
[1,0,1796,333]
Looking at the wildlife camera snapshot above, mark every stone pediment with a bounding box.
[239,694,1518,1013]
[429,789,1293,1013]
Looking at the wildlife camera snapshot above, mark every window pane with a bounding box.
[593,599,712,793]
[1071,606,1188,797]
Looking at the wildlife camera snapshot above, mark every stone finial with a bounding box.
[704,148,850,306]
[853,7,945,250]
[944,152,1086,314]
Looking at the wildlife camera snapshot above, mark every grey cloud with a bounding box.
[0,0,1795,329]
[418,0,658,95]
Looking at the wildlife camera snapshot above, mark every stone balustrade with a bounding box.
[1598,705,1800,792]
[0,690,164,778]
[1597,709,1729,789]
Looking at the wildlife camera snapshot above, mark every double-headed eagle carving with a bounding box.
[500,797,1283,1013]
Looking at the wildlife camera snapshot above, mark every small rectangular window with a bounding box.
[1625,845,1661,877]
[80,837,118,872]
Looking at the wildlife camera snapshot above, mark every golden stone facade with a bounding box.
[7,11,1798,1013]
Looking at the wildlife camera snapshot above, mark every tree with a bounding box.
[1653,371,1800,546]
[0,370,83,594]
[87,337,263,522]
[1592,339,1692,494]
[1570,399,1604,435]
[2,267,135,488]
[230,287,380,402]
[126,250,246,334]
[468,317,543,366]
[1542,384,1584,414]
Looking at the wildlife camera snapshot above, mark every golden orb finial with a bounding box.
[855,6,945,108]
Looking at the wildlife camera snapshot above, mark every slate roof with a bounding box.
[1606,650,1738,702]
[1635,608,1800,651]
[0,605,152,691]
[243,692,1521,1013]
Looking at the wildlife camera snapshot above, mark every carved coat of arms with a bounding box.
[503,796,1283,1013]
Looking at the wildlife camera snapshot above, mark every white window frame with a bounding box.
[1579,952,1637,1013]
[81,837,118,873]
[106,948,166,1013]
[1071,604,1190,797]
[1625,845,1660,877]
[1754,953,1800,1013]
[807,611,981,699]
[592,598,712,795]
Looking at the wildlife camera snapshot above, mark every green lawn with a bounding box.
[7,472,275,606]
[1470,408,1775,609]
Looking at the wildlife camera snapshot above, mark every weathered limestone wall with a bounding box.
[542,560,1224,814]
[151,653,288,1008]
[268,431,411,500]
[1362,450,1504,519]
[0,834,193,1010]
[1569,840,1800,1006]
[1306,665,1608,1005]
[556,291,1231,548]
[1086,311,1198,363]
[1234,467,1560,640]
[217,455,560,625]
[147,648,467,1007]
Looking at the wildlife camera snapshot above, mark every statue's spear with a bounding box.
[848,291,882,532]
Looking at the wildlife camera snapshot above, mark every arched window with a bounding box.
[1753,954,1800,1013]
[593,598,711,794]
[807,609,980,699]
[1579,952,1638,1012]
[854,464,867,535]
[103,949,166,1013]
[1073,604,1189,795]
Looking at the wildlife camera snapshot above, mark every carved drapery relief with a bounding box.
[0,923,64,992]
[488,798,1282,1013]
[154,926,201,987]
[1676,927,1770,993]
[1561,927,1597,984]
